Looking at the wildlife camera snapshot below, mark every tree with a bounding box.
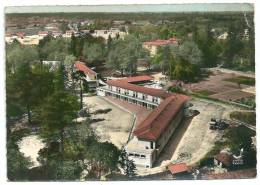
[54,160,83,180]
[70,33,77,56]
[72,70,86,109]
[64,55,76,73]
[153,45,173,75]
[82,43,104,65]
[84,140,121,179]
[107,34,112,53]
[119,149,136,178]
[172,58,199,82]
[7,127,32,181]
[39,90,79,156]
[6,45,39,73]
[224,23,244,68]
[7,142,32,181]
[106,35,148,75]
[177,41,202,65]
[8,63,34,124]
[106,39,125,75]
[39,38,70,61]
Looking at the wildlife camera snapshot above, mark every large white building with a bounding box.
[97,76,190,168]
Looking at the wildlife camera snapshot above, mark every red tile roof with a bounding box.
[106,80,173,99]
[74,61,97,76]
[38,31,49,35]
[143,37,179,46]
[16,32,25,37]
[120,75,154,83]
[168,163,189,174]
[133,94,189,140]
[143,39,169,46]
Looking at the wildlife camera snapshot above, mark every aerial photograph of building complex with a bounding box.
[4,3,256,181]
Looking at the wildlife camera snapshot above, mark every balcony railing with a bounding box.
[97,87,159,106]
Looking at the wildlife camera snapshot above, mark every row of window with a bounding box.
[128,153,146,159]
[108,85,159,103]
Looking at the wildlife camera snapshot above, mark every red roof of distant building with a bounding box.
[106,80,173,99]
[133,94,189,140]
[74,61,97,76]
[66,30,75,34]
[168,163,189,174]
[143,39,169,46]
[5,33,12,37]
[120,75,153,83]
[143,37,179,46]
[16,32,25,37]
[38,31,49,35]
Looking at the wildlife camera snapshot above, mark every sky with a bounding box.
[5,3,254,14]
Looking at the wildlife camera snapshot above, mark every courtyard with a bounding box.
[82,95,134,148]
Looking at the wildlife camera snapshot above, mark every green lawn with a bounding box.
[224,76,255,86]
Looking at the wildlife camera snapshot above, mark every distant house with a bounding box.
[64,30,76,38]
[74,61,99,91]
[217,32,228,40]
[112,20,126,26]
[143,37,179,56]
[214,148,244,168]
[42,61,61,71]
[38,31,49,38]
[16,32,25,39]
[52,31,62,38]
[91,29,127,40]
[214,152,233,168]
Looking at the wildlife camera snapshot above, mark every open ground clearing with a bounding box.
[18,135,45,168]
[83,95,134,149]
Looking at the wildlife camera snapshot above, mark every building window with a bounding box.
[134,154,140,158]
[141,155,146,159]
[150,141,153,149]
[143,94,147,100]
[125,89,129,95]
[128,153,134,156]
[133,92,137,98]
[152,97,158,103]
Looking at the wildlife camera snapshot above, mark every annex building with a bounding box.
[74,61,99,91]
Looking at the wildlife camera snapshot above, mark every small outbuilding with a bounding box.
[168,163,190,175]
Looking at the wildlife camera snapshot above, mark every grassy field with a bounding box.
[224,76,255,86]
[230,111,256,126]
